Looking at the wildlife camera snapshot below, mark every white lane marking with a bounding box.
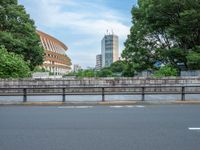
[58,106,93,109]
[125,105,134,108]
[110,106,124,108]
[188,127,200,130]
[109,105,145,108]
[136,105,145,108]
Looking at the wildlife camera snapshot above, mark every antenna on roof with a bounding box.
[112,29,114,35]
[106,29,109,35]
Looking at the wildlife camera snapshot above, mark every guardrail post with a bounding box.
[181,86,185,101]
[62,88,66,102]
[23,88,27,102]
[142,87,145,101]
[102,87,105,102]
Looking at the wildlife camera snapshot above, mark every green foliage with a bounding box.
[65,60,136,78]
[96,68,113,77]
[153,65,178,77]
[187,52,200,70]
[74,68,113,78]
[65,68,113,78]
[64,72,77,77]
[110,60,126,73]
[109,60,137,77]
[66,69,96,78]
[123,0,200,73]
[122,63,136,77]
[0,0,17,6]
[33,66,47,72]
[0,0,44,70]
[79,69,96,77]
[0,46,30,78]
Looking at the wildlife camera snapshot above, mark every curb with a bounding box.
[172,101,200,104]
[0,101,200,106]
[0,101,138,106]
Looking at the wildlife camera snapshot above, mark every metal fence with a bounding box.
[0,85,200,102]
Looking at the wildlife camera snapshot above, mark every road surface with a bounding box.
[0,104,200,150]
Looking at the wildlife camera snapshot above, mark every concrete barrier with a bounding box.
[0,77,200,103]
[1,77,200,88]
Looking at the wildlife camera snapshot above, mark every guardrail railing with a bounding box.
[0,85,199,102]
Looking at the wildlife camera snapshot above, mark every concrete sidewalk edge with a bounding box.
[0,100,200,106]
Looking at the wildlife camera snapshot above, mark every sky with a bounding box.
[18,0,137,69]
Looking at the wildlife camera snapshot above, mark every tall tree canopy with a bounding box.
[122,0,200,73]
[0,0,44,70]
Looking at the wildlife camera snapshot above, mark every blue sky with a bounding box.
[18,0,137,68]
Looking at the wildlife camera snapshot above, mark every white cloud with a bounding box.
[35,0,130,38]
[19,0,131,68]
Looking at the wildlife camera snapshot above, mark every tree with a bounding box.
[0,0,44,70]
[96,68,113,77]
[33,66,47,72]
[153,65,178,77]
[66,69,96,78]
[0,46,30,78]
[81,69,95,77]
[186,46,200,70]
[123,0,200,73]
[122,63,136,77]
[110,60,126,73]
[110,60,136,77]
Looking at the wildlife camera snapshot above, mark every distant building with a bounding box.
[101,33,119,67]
[73,64,82,72]
[37,30,71,75]
[95,54,102,70]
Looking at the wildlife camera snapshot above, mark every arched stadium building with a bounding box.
[37,30,71,75]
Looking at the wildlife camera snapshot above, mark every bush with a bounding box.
[0,46,30,78]
[96,68,113,77]
[153,65,178,77]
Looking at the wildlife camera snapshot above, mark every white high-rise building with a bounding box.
[73,64,82,72]
[101,33,119,67]
[95,54,102,70]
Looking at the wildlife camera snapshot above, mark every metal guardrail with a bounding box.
[0,85,200,102]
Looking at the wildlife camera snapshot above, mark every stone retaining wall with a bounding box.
[0,77,200,88]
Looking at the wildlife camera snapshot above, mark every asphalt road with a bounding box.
[0,105,200,150]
